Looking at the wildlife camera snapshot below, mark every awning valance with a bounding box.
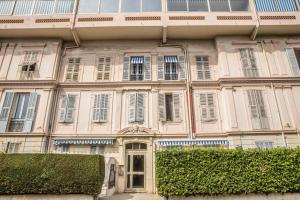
[164,56,178,63]
[158,140,228,146]
[53,139,114,145]
[131,56,144,64]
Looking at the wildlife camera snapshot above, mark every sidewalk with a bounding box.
[107,193,164,200]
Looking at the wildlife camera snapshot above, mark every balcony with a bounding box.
[0,0,299,40]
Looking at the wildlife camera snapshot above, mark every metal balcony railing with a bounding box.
[255,0,298,12]
[130,74,144,81]
[165,74,178,80]
[8,119,25,132]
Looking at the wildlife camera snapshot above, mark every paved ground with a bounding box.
[105,193,164,200]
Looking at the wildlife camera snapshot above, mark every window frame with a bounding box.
[65,57,81,82]
[195,55,211,80]
[255,140,273,149]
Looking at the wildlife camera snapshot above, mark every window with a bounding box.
[59,94,76,123]
[255,0,297,12]
[65,58,80,82]
[159,93,181,122]
[157,55,185,80]
[196,56,211,80]
[6,142,20,153]
[142,0,161,12]
[97,57,111,81]
[100,0,119,13]
[90,145,104,154]
[0,0,15,15]
[56,144,69,153]
[122,0,140,12]
[79,0,99,13]
[247,90,269,130]
[239,48,259,77]
[20,51,38,80]
[123,56,151,81]
[128,93,144,122]
[126,143,147,150]
[130,57,144,81]
[255,141,273,149]
[199,93,216,122]
[92,94,110,123]
[0,92,38,133]
[286,48,300,76]
[168,0,248,11]
[35,0,74,14]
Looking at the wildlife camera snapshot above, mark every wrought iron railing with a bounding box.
[130,74,144,81]
[165,74,178,80]
[8,119,25,132]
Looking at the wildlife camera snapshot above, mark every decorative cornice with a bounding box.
[0,80,57,89]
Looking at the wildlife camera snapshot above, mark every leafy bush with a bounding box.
[0,154,105,195]
[156,148,300,197]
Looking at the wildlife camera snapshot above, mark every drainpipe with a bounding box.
[250,0,261,40]
[70,0,80,47]
[158,43,194,140]
[259,40,287,147]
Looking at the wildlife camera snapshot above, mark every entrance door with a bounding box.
[125,143,147,192]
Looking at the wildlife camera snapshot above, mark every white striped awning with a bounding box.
[164,56,178,63]
[53,139,114,145]
[131,56,144,64]
[158,140,228,146]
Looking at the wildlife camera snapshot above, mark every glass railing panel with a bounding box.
[34,0,55,15]
[55,0,74,14]
[0,0,15,15]
[121,0,141,12]
[79,0,99,13]
[188,0,209,12]
[230,0,249,11]
[13,0,34,15]
[209,0,230,12]
[100,0,119,13]
[255,0,298,12]
[142,0,161,12]
[167,0,188,11]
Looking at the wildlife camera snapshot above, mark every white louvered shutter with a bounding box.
[240,48,258,77]
[144,56,151,80]
[178,56,186,80]
[286,48,300,76]
[247,90,261,130]
[92,94,101,122]
[65,95,76,123]
[196,56,211,80]
[128,94,136,122]
[257,90,269,129]
[200,93,216,122]
[97,57,111,81]
[136,93,144,122]
[200,94,208,120]
[59,95,68,122]
[100,94,109,122]
[158,93,166,121]
[123,56,130,80]
[23,92,38,132]
[172,94,181,122]
[207,93,216,120]
[0,92,14,133]
[66,58,80,81]
[157,56,165,80]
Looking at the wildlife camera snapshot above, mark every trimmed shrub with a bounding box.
[156,148,300,197]
[0,154,105,195]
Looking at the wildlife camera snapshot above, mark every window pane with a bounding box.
[79,0,99,13]
[209,0,230,11]
[55,0,74,14]
[35,0,55,15]
[100,0,119,13]
[165,94,173,121]
[122,0,140,12]
[14,94,30,119]
[142,0,161,12]
[0,0,15,15]
[188,0,208,11]
[230,0,249,11]
[14,0,34,15]
[168,0,187,11]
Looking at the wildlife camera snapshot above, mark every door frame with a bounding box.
[125,150,146,192]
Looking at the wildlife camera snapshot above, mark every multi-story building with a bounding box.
[1,0,300,194]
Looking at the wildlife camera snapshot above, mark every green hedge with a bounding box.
[0,154,105,195]
[156,148,300,197]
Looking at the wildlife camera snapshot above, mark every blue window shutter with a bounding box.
[0,92,14,133]
[23,92,38,132]
[123,56,130,80]
[178,56,186,80]
[286,48,300,76]
[144,55,152,80]
[157,56,164,80]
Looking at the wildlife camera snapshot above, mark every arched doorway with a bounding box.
[125,143,147,192]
